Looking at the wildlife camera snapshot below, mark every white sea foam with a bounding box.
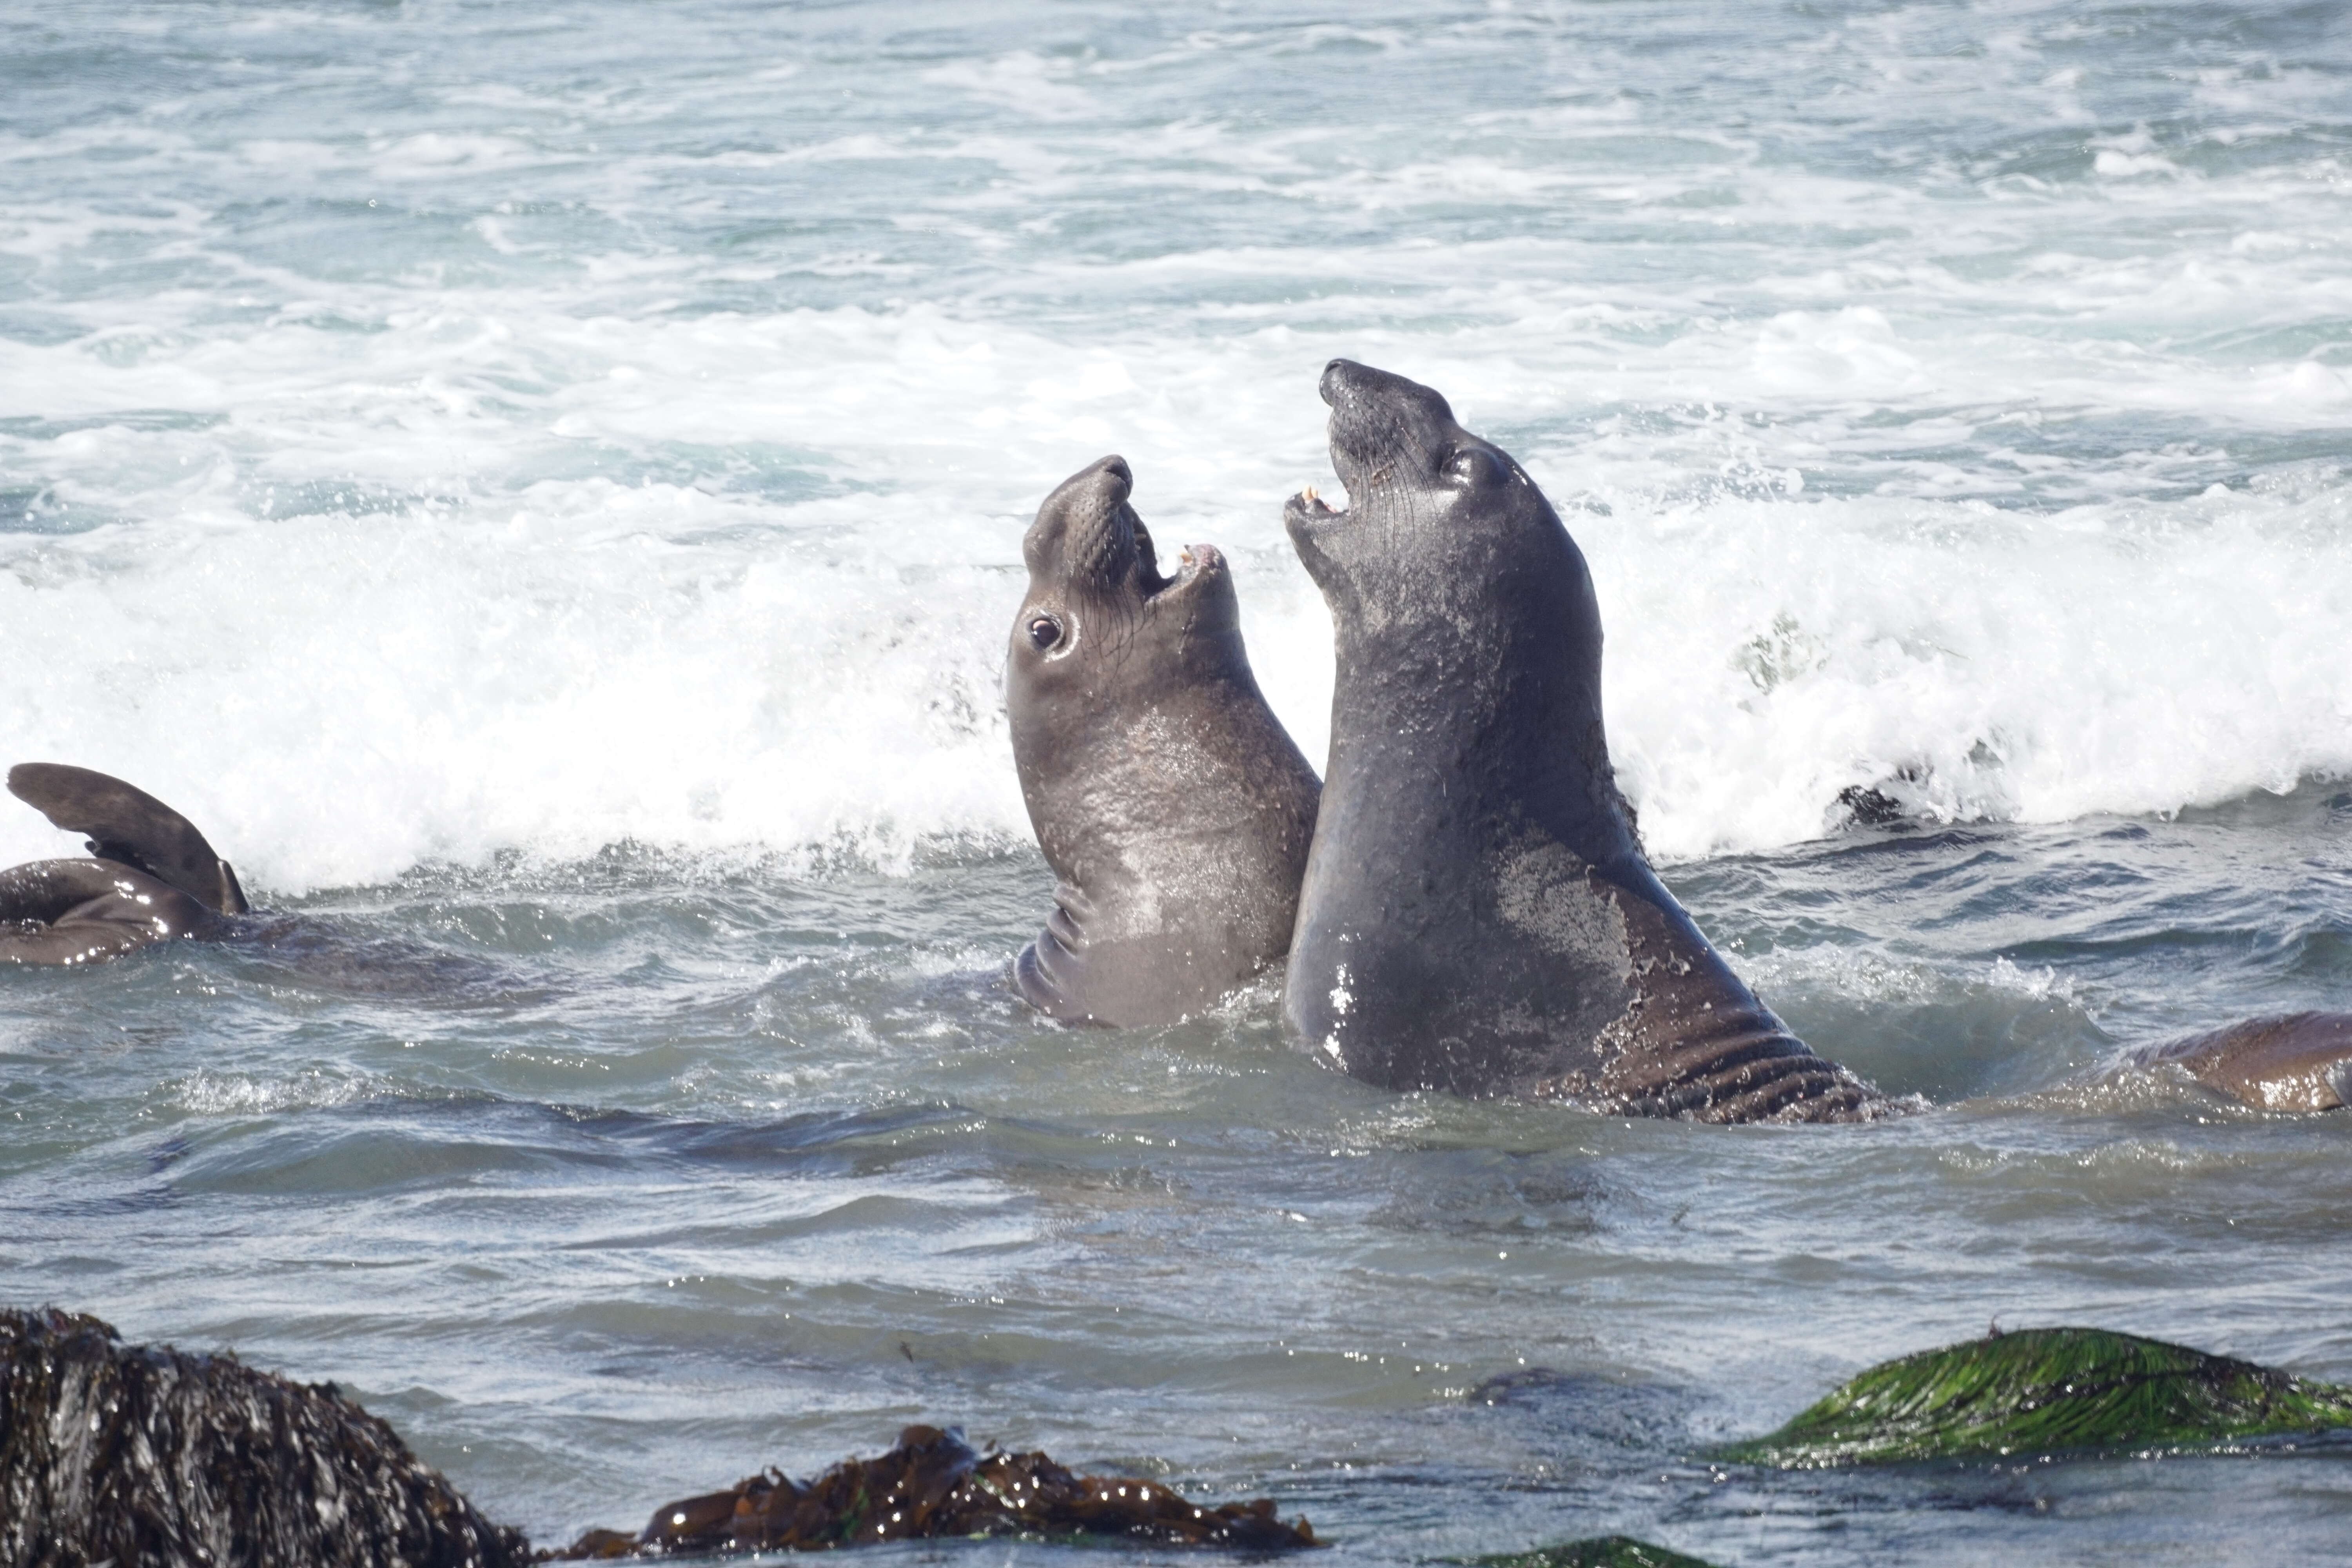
[169,1066,386,1116]
[3,0,2348,887]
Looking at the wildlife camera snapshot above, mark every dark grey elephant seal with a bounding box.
[1008,455,1321,1026]
[1280,361,1880,1122]
[0,763,247,965]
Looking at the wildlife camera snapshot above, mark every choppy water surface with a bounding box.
[5,2,2352,1562]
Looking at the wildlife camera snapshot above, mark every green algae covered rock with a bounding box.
[1720,1326,2352,1468]
[1467,1540,1722,1568]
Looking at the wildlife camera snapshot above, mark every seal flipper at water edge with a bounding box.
[1007,455,1321,1027]
[1279,360,1882,1123]
[1,764,245,965]
[9,761,247,912]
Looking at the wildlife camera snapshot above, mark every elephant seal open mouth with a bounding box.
[1007,455,1320,1027]
[1281,360,1883,1122]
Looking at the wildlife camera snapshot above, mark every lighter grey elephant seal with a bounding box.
[0,763,247,965]
[1008,456,1321,1026]
[1280,361,1882,1122]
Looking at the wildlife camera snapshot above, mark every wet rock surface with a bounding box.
[4,1308,1317,1566]
[0,1306,528,1568]
[1720,1326,2352,1468]
[552,1422,1319,1557]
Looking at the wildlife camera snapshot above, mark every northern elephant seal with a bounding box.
[1008,456,1321,1025]
[0,763,247,965]
[1280,361,1880,1121]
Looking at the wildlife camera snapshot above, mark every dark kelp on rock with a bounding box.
[1466,1538,1724,1568]
[553,1423,1319,1557]
[1719,1326,2352,1468]
[0,1306,528,1568]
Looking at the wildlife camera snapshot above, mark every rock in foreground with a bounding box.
[555,1423,1318,1557]
[1720,1325,2352,1467]
[0,1306,527,1568]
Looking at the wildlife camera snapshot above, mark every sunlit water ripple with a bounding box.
[4,3,2351,1563]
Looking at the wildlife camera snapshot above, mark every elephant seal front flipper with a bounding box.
[8,762,247,914]
[1280,359,1881,1122]
[1007,456,1321,1027]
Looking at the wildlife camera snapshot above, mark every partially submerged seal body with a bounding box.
[0,763,247,965]
[1007,456,1321,1026]
[2127,1011,2352,1112]
[1279,361,1880,1122]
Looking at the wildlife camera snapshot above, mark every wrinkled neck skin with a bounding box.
[1007,456,1320,1027]
[0,859,220,965]
[1283,361,1881,1122]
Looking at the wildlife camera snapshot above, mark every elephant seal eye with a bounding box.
[1027,615,1063,651]
[1446,445,1500,486]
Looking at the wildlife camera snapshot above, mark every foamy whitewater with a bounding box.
[4,3,2351,1564]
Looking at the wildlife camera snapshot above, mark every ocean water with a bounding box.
[4,0,2351,1562]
